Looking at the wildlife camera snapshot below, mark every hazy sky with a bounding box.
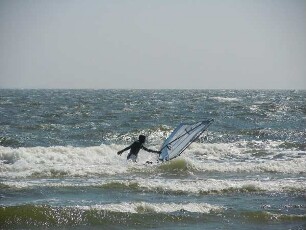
[0,0,305,89]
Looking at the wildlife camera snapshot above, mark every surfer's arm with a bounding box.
[142,146,161,154]
[117,145,131,155]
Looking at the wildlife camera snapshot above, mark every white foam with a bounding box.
[1,140,305,178]
[76,202,222,214]
[135,178,306,194]
[184,142,306,174]
[3,177,305,194]
[211,97,240,102]
[0,145,130,178]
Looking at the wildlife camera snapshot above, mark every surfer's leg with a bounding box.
[127,154,137,162]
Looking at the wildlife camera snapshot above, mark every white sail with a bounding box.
[159,119,214,161]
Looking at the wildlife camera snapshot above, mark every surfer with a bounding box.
[117,135,160,162]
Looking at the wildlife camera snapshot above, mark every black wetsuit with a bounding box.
[118,140,159,161]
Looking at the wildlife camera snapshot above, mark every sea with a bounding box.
[0,89,305,229]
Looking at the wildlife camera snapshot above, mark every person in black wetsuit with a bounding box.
[117,135,160,162]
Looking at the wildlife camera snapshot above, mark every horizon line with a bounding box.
[0,88,305,91]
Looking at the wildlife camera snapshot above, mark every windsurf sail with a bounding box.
[159,119,214,161]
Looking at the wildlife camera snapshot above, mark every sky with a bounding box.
[0,0,305,89]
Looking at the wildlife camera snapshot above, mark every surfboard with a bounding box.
[159,119,214,162]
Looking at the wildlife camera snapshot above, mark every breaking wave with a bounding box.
[0,141,305,179]
[2,177,305,195]
[0,202,222,228]
[1,203,305,229]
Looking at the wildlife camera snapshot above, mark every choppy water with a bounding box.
[0,89,305,229]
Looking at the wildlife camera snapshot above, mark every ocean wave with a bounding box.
[0,137,20,148]
[0,202,222,228]
[210,97,241,102]
[1,203,305,229]
[82,202,222,214]
[240,210,306,222]
[157,158,197,174]
[0,142,305,178]
[235,129,306,144]
[120,178,306,195]
[108,125,172,145]
[2,177,305,195]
